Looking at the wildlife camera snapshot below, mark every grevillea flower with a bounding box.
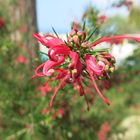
[15,55,28,64]
[97,122,110,140]
[36,82,50,96]
[96,15,108,25]
[32,25,140,109]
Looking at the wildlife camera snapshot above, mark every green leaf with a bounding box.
[52,27,60,38]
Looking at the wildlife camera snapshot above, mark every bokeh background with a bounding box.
[0,0,140,140]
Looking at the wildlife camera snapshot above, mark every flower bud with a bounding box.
[109,67,115,73]
[72,35,80,46]
[105,65,109,70]
[67,36,73,42]
[69,30,76,37]
[81,41,88,48]
[111,57,116,63]
[98,61,105,68]
[77,31,86,41]
[98,76,102,80]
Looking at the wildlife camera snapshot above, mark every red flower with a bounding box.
[96,15,108,25]
[33,27,140,109]
[41,108,49,115]
[97,122,110,140]
[85,55,105,76]
[57,108,64,118]
[36,82,50,96]
[15,55,28,64]
[84,55,110,105]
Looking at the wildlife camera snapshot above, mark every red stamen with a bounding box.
[50,77,66,108]
[88,69,110,105]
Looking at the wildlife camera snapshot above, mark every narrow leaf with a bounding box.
[82,20,86,31]
[85,26,98,41]
[52,27,60,38]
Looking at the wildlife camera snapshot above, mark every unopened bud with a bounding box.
[81,41,88,47]
[77,31,86,41]
[69,30,76,37]
[72,69,77,74]
[111,57,116,63]
[98,76,102,80]
[109,67,115,73]
[105,65,109,70]
[68,36,73,42]
[72,35,80,45]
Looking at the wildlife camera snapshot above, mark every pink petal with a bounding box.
[69,51,83,77]
[48,45,70,61]
[50,77,66,108]
[87,67,110,105]
[84,55,104,76]
[33,33,64,48]
[77,78,85,96]
[68,51,78,69]
[55,69,68,79]
[43,56,65,76]
[34,63,46,77]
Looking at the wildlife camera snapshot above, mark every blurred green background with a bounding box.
[0,0,140,140]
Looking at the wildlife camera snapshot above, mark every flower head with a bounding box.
[32,25,140,109]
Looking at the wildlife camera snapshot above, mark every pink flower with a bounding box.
[96,15,108,25]
[15,55,28,64]
[57,108,64,118]
[33,28,140,109]
[85,55,110,105]
[36,82,50,96]
[41,108,49,115]
[97,122,110,140]
[85,55,105,76]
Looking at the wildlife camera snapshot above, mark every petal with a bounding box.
[77,79,85,96]
[43,56,65,76]
[76,59,83,77]
[48,45,70,61]
[49,77,66,108]
[55,69,68,79]
[87,68,110,105]
[34,63,46,77]
[32,33,48,46]
[69,52,82,77]
[68,51,78,69]
[33,33,64,48]
[84,55,104,76]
